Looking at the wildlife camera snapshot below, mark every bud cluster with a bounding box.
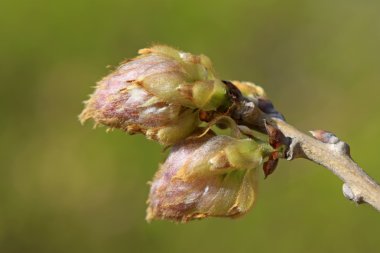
[80,45,283,222]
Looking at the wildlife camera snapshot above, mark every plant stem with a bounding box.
[270,118,380,211]
[225,80,380,211]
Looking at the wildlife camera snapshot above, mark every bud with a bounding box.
[229,80,284,120]
[230,80,266,99]
[79,45,230,145]
[310,130,339,144]
[146,133,273,222]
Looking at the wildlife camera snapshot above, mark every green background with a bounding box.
[1,0,380,252]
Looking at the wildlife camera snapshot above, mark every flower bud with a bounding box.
[79,45,231,144]
[146,133,273,222]
[230,80,266,99]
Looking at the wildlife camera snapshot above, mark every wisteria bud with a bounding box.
[79,45,231,144]
[146,133,273,222]
[230,80,266,99]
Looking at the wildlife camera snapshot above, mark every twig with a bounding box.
[270,118,380,211]
[226,82,380,212]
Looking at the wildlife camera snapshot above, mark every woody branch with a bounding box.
[226,81,380,211]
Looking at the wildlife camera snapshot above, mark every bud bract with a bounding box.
[80,81,199,145]
[136,45,228,110]
[230,80,266,99]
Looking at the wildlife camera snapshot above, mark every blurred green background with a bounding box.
[1,0,380,252]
